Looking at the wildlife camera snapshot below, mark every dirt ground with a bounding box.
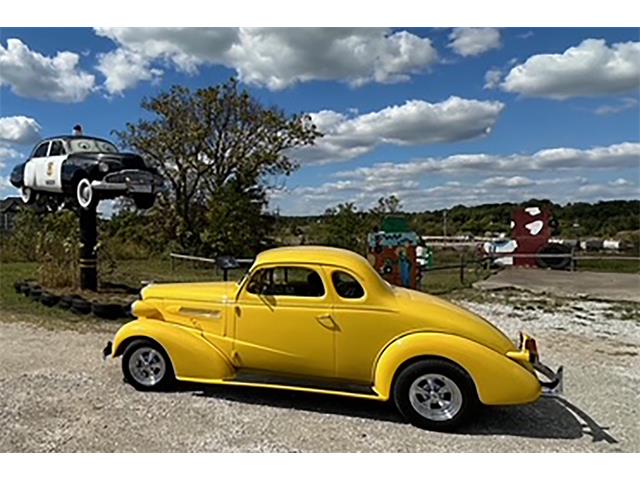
[0,291,638,452]
[474,269,640,303]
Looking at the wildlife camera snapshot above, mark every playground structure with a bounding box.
[366,217,421,289]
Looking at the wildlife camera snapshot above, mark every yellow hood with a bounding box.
[141,281,239,302]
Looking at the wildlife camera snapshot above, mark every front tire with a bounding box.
[393,359,478,431]
[122,339,174,391]
[20,186,36,204]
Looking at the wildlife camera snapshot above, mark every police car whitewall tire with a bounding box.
[20,186,36,205]
[76,177,96,210]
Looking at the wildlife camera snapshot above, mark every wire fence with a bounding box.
[169,250,640,293]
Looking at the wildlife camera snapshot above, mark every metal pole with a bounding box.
[459,253,465,285]
[79,205,98,291]
[443,210,448,237]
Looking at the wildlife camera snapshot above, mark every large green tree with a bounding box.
[115,78,320,252]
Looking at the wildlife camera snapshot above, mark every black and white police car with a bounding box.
[9,135,165,210]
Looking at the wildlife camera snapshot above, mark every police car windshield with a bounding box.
[68,139,118,154]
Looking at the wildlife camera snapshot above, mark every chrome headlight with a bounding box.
[98,161,110,173]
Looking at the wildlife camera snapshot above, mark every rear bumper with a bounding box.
[534,361,564,397]
[92,169,166,194]
[507,333,564,397]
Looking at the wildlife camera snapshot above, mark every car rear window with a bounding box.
[247,267,325,297]
[332,271,365,299]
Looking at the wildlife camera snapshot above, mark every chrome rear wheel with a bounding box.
[394,359,478,431]
[409,373,463,422]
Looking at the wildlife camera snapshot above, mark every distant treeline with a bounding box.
[2,198,638,265]
[276,199,640,241]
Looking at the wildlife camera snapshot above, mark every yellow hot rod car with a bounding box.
[103,246,562,431]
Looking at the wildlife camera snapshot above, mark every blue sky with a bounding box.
[1,27,638,215]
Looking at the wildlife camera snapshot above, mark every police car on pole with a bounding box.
[9,125,166,210]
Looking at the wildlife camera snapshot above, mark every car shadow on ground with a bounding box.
[178,382,617,442]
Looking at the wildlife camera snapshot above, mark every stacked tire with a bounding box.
[13,280,132,321]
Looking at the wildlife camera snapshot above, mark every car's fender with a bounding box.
[372,332,541,405]
[23,161,36,188]
[112,319,234,382]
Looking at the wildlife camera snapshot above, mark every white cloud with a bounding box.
[0,145,21,170]
[94,28,438,92]
[480,176,534,188]
[576,180,639,200]
[501,39,640,99]
[448,28,501,57]
[594,97,638,116]
[334,142,640,180]
[0,116,41,145]
[274,141,639,214]
[274,173,638,215]
[96,48,163,95]
[0,38,95,103]
[484,67,503,89]
[295,97,505,165]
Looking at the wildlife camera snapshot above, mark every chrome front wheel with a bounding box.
[122,340,174,391]
[128,347,167,387]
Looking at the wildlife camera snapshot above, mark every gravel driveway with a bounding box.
[1,292,638,452]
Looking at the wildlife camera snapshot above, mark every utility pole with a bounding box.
[443,210,448,237]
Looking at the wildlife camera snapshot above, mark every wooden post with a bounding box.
[78,205,98,291]
[459,253,465,285]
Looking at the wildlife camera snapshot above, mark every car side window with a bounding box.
[332,271,365,299]
[247,267,325,297]
[48,141,65,156]
[32,142,50,158]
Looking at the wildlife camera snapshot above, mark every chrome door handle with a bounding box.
[315,313,335,329]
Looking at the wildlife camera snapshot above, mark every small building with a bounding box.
[0,197,22,233]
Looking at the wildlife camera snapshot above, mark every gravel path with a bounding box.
[0,294,638,452]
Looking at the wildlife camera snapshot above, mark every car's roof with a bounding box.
[37,135,115,144]
[253,246,394,299]
[255,246,370,271]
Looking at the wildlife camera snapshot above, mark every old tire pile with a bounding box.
[40,291,60,307]
[15,280,132,321]
[92,303,125,320]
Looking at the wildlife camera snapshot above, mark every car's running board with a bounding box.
[176,375,385,401]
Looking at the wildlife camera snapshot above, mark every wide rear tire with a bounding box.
[132,193,155,210]
[393,358,478,431]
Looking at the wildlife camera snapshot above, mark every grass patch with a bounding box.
[575,257,640,274]
[0,258,247,329]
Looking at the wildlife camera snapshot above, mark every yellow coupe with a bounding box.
[103,246,562,431]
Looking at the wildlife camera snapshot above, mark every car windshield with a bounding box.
[68,139,118,154]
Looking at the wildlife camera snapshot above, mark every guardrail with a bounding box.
[420,251,640,286]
